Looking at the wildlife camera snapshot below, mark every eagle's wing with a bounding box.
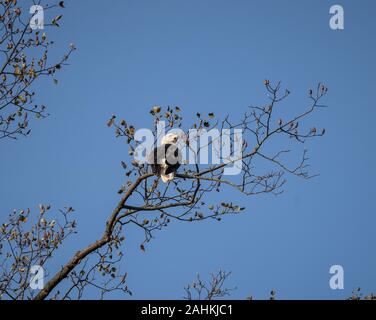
[148,145,165,175]
[148,144,182,176]
[165,144,182,175]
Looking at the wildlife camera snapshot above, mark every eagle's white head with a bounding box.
[161,132,179,145]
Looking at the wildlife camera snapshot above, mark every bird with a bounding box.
[148,133,182,183]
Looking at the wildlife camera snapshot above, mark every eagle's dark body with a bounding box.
[148,143,182,182]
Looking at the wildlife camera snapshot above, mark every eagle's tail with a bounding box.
[160,171,174,183]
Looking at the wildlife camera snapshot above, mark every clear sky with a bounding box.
[1,0,376,299]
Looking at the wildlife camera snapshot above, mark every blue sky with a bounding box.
[1,0,376,299]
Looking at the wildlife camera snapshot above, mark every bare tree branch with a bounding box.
[0,0,75,141]
[184,270,235,300]
[28,80,327,300]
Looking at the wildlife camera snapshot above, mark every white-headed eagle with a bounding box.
[148,133,182,183]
